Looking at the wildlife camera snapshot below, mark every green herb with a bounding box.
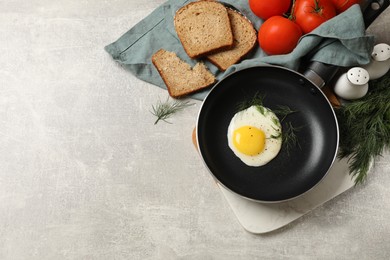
[270,124,281,135]
[269,131,282,139]
[273,105,297,122]
[268,122,302,154]
[282,122,302,155]
[271,117,281,128]
[236,92,297,119]
[236,91,265,111]
[151,97,194,125]
[256,105,266,115]
[335,72,390,184]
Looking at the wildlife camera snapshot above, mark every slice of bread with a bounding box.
[152,49,216,98]
[207,8,257,71]
[174,0,234,59]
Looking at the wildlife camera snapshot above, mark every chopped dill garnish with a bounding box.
[271,117,281,128]
[150,97,194,125]
[256,105,266,115]
[269,132,282,139]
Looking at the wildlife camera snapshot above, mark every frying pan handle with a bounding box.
[303,62,339,88]
[303,0,390,88]
[363,0,390,27]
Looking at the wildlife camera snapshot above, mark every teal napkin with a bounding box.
[104,0,374,100]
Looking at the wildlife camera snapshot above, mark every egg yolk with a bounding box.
[232,126,266,156]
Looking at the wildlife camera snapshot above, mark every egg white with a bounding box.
[227,105,282,167]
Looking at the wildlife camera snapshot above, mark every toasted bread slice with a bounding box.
[174,0,234,59]
[207,8,257,71]
[152,49,216,98]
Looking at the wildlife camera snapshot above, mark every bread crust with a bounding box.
[152,49,216,98]
[206,8,257,71]
[174,0,234,59]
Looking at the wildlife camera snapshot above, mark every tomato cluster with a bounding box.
[250,0,361,55]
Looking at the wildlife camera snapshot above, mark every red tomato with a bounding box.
[258,16,303,55]
[331,0,361,13]
[294,0,337,34]
[249,0,291,20]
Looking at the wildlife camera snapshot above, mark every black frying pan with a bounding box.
[197,66,338,202]
[196,0,389,202]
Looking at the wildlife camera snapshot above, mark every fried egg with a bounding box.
[227,105,282,167]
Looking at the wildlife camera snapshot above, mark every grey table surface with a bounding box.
[1,0,390,259]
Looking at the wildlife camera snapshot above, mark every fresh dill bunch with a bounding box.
[150,97,194,125]
[336,71,390,184]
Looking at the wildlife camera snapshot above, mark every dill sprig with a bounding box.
[282,122,302,155]
[336,71,390,184]
[273,105,297,122]
[236,92,297,120]
[150,97,194,125]
[268,122,302,154]
[236,91,265,111]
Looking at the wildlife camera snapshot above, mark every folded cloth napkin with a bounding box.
[104,0,374,100]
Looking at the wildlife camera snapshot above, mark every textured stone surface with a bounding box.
[0,0,390,259]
